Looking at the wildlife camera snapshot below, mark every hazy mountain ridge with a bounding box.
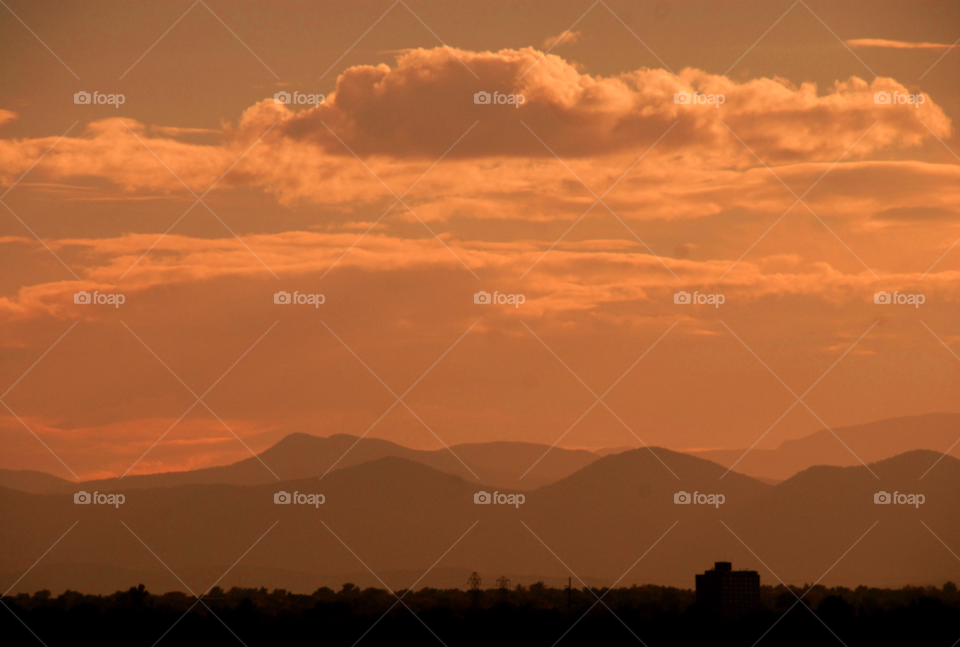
[4,413,956,496]
[1,448,957,596]
[688,412,960,481]
[22,433,598,495]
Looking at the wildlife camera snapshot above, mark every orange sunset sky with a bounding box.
[1,0,958,481]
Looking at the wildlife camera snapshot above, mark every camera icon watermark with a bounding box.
[474,291,524,307]
[274,490,325,507]
[674,290,724,307]
[674,490,725,508]
[74,91,125,107]
[274,291,324,307]
[474,90,525,108]
[274,90,324,106]
[74,290,125,307]
[874,490,924,508]
[474,490,525,508]
[74,490,125,508]
[874,291,924,307]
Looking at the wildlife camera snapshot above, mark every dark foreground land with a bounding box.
[3,582,959,646]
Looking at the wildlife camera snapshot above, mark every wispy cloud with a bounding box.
[542,30,581,49]
[846,38,955,50]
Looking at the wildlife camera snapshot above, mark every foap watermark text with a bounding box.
[874,291,924,308]
[875,491,924,508]
[275,491,325,507]
[474,91,525,107]
[674,490,725,508]
[75,290,125,308]
[74,91,125,107]
[475,490,525,508]
[674,290,724,307]
[874,91,925,108]
[274,91,325,106]
[475,291,524,307]
[75,490,125,508]
[674,91,725,108]
[275,291,325,307]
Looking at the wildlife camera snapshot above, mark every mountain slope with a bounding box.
[688,413,960,481]
[0,469,74,495]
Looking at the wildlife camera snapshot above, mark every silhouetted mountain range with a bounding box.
[0,434,598,495]
[4,414,957,498]
[1,444,957,596]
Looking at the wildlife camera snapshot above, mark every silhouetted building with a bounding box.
[696,562,760,622]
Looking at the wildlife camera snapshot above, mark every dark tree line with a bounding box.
[2,581,958,646]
